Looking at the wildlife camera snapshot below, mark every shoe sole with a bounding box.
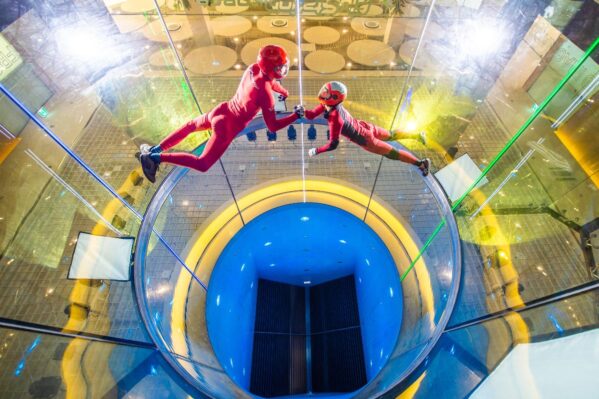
[421,159,430,176]
[140,155,157,183]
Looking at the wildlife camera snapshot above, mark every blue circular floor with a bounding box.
[206,203,404,393]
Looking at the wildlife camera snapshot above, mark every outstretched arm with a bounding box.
[310,111,341,156]
[305,104,325,120]
[262,107,298,132]
[260,92,298,132]
[315,125,340,154]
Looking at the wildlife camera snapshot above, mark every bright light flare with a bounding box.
[54,26,114,63]
[458,19,507,57]
[405,120,418,132]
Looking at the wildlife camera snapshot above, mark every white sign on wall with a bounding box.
[0,34,23,81]
[434,154,488,202]
[68,232,134,280]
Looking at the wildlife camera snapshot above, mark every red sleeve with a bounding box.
[270,80,289,98]
[305,104,325,120]
[316,109,341,154]
[260,85,298,131]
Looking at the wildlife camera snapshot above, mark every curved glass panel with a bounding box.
[135,115,461,397]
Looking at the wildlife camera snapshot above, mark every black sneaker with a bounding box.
[140,153,158,183]
[418,158,430,177]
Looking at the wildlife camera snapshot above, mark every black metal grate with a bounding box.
[250,279,306,397]
[310,275,367,393]
[311,274,361,333]
[251,276,366,396]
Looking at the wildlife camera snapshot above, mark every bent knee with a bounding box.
[192,159,212,172]
[384,149,400,160]
[192,155,220,172]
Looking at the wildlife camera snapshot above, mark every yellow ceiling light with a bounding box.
[405,119,418,132]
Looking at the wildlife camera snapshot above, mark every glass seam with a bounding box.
[445,280,599,333]
[0,316,156,349]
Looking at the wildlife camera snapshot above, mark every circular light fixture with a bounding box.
[167,23,182,31]
[271,18,288,27]
[363,20,380,29]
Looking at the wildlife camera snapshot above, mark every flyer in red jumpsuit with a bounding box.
[304,81,430,176]
[139,45,303,183]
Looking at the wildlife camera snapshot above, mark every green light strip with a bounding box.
[400,35,599,282]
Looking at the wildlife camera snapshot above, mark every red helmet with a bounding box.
[318,81,347,106]
[257,45,289,80]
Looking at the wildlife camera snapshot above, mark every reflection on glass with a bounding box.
[448,41,598,325]
[0,105,148,341]
[396,287,599,398]
[153,1,418,18]
[0,0,598,397]
[0,326,194,398]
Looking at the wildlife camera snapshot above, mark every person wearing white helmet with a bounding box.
[304,81,430,176]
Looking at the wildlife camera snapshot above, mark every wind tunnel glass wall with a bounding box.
[374,0,599,329]
[0,326,195,398]
[138,219,247,398]
[1,0,599,398]
[0,105,149,342]
[446,35,599,327]
[135,120,460,398]
[388,287,599,399]
[1,0,202,194]
[0,0,214,347]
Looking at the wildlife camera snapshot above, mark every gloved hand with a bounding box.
[294,104,305,119]
[277,94,287,101]
[308,148,317,157]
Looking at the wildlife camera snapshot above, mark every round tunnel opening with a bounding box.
[134,124,462,399]
[206,203,403,397]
